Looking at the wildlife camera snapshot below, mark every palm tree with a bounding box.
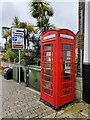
[4,33,8,44]
[12,16,20,27]
[29,0,54,33]
[19,22,36,33]
[19,22,27,28]
[3,29,11,50]
[26,24,35,33]
[4,29,11,44]
[6,29,11,37]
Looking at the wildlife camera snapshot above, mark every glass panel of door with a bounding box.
[61,44,73,96]
[42,44,53,96]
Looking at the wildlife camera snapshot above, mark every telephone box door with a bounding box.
[60,42,75,104]
[41,41,55,105]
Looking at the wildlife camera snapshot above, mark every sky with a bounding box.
[0,0,78,46]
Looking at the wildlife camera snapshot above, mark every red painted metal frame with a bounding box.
[40,29,76,109]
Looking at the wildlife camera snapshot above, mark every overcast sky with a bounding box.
[0,0,78,46]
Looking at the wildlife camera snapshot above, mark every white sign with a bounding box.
[60,34,74,40]
[43,34,56,40]
[12,28,25,49]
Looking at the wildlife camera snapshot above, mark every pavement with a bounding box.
[1,74,90,119]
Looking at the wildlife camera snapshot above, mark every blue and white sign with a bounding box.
[12,28,26,49]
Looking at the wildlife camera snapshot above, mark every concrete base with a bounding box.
[75,77,83,101]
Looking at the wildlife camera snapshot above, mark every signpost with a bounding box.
[19,49,20,84]
[12,28,26,83]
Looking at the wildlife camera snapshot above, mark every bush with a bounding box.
[2,48,18,62]
[2,53,8,61]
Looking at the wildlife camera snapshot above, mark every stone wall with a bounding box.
[75,77,83,101]
[1,61,15,68]
[1,61,24,68]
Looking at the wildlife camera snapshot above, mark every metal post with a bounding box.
[19,49,20,83]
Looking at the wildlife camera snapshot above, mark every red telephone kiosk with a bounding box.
[40,29,76,109]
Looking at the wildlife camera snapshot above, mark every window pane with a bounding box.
[43,75,51,82]
[63,44,72,50]
[43,82,52,89]
[44,69,52,75]
[64,57,71,62]
[64,51,71,57]
[64,63,71,69]
[62,88,71,96]
[44,64,52,68]
[43,87,51,95]
[44,51,52,56]
[44,57,52,62]
[44,45,51,50]
[65,70,71,74]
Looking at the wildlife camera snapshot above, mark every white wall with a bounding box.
[84,2,89,63]
[88,2,90,63]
